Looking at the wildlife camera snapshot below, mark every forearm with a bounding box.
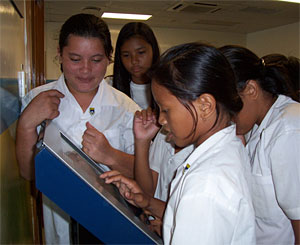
[15,118,38,180]
[144,197,166,219]
[134,140,156,196]
[104,148,134,178]
[292,220,300,245]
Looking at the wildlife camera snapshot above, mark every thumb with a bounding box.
[86,121,95,129]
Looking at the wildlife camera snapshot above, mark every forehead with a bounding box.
[121,36,151,50]
[64,35,104,49]
[151,80,176,106]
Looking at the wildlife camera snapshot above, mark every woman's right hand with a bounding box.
[100,171,151,209]
[20,89,64,130]
[133,107,160,142]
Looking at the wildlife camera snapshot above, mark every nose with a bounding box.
[80,60,91,73]
[131,54,138,65]
[158,113,167,127]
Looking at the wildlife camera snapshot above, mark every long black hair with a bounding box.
[113,22,160,97]
[219,45,297,101]
[151,42,243,137]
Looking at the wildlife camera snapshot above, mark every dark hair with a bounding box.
[59,13,113,62]
[261,53,299,101]
[112,22,160,97]
[151,42,243,137]
[219,45,297,101]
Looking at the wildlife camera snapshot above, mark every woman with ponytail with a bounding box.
[220,45,300,245]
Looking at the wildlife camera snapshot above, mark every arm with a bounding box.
[270,131,300,243]
[100,171,166,219]
[133,109,160,196]
[16,90,64,180]
[292,220,300,245]
[82,122,134,178]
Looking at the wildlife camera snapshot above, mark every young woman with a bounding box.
[112,22,160,109]
[220,45,300,245]
[101,42,255,244]
[16,13,140,244]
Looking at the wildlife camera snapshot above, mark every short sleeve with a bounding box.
[270,131,300,219]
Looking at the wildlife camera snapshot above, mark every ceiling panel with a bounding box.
[44,0,300,33]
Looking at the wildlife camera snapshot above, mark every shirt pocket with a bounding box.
[251,174,284,220]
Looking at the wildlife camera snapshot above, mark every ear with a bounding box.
[240,80,259,100]
[57,46,62,63]
[194,93,216,121]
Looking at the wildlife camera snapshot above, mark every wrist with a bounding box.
[135,138,152,146]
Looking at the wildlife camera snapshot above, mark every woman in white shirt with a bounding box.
[101,42,255,244]
[16,13,140,244]
[112,22,160,109]
[113,22,194,206]
[220,45,300,245]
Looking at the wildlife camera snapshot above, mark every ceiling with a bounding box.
[44,0,300,34]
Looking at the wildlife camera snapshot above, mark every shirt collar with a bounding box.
[183,125,236,169]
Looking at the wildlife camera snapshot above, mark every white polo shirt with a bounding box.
[163,125,255,245]
[22,74,140,244]
[246,95,300,244]
[149,129,194,201]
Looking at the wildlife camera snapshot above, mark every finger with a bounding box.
[86,121,96,130]
[146,106,153,118]
[46,89,65,98]
[99,170,121,179]
[141,110,149,125]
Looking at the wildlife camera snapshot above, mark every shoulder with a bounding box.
[100,79,141,112]
[268,96,300,138]
[21,78,62,110]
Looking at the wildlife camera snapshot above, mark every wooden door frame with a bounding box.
[24,0,45,243]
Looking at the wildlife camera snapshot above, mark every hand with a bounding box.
[148,216,162,237]
[82,122,113,165]
[133,108,160,142]
[140,210,162,237]
[100,172,150,208]
[20,90,64,130]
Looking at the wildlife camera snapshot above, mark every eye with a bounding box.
[70,58,80,62]
[92,59,102,63]
[138,50,146,55]
[121,53,129,58]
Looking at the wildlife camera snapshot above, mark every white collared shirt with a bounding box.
[22,74,140,244]
[149,129,194,201]
[246,95,300,244]
[163,125,255,245]
[22,75,140,157]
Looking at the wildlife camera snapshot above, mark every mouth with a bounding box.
[165,131,174,143]
[77,77,93,83]
[131,66,142,73]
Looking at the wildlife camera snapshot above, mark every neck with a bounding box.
[256,92,277,125]
[69,86,98,113]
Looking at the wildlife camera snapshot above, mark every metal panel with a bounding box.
[35,122,162,244]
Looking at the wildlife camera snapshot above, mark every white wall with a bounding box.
[247,21,299,58]
[45,21,299,80]
[45,22,246,80]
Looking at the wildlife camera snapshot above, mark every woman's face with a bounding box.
[151,80,196,148]
[120,36,153,84]
[60,35,110,95]
[234,91,257,135]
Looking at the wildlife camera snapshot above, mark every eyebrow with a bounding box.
[68,53,105,58]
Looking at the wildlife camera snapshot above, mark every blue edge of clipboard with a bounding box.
[35,147,159,244]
